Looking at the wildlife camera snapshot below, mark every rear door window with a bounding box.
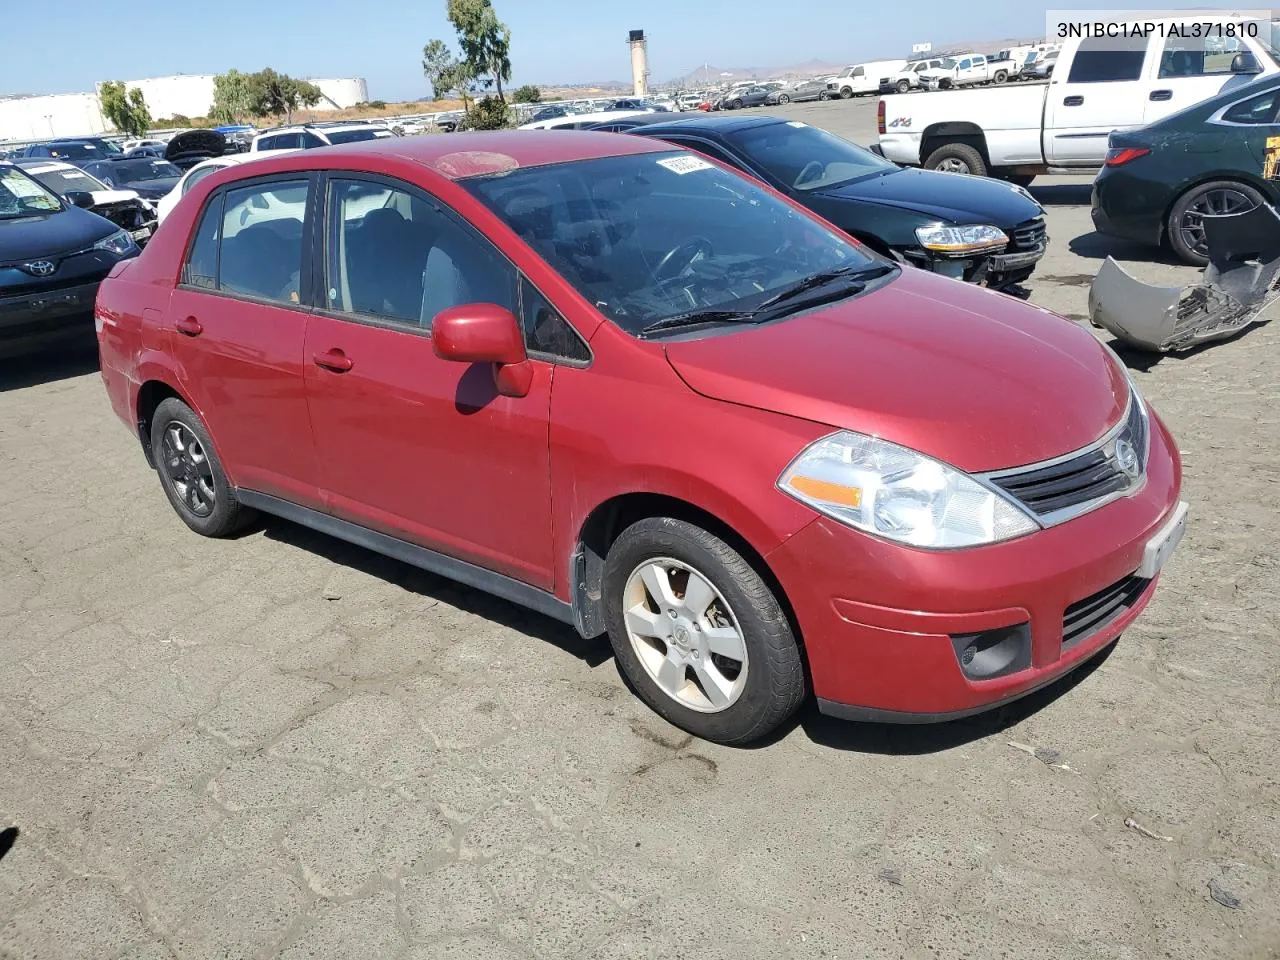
[1067,36,1147,82]
[1223,89,1280,124]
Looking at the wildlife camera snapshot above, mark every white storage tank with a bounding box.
[309,78,370,111]
[111,75,218,121]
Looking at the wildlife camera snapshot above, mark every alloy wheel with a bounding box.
[161,421,216,518]
[622,557,748,713]
[1180,188,1258,258]
[936,157,971,174]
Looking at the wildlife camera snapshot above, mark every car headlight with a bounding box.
[94,229,138,257]
[915,223,1009,254]
[778,431,1039,549]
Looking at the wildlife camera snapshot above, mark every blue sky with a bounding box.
[4,0,1262,101]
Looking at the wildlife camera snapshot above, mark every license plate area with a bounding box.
[1138,501,1188,579]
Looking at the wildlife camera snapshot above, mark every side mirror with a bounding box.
[432,304,533,398]
[1231,52,1262,74]
[64,191,95,209]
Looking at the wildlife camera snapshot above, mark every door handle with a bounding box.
[1063,95,1084,106]
[174,316,203,337]
[1149,89,1172,101]
[313,348,353,373]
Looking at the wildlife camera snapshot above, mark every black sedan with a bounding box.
[1092,62,1278,266]
[626,115,1047,292]
[0,161,139,359]
[81,158,183,201]
[20,138,124,166]
[718,86,774,110]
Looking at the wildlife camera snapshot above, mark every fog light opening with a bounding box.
[949,623,1032,681]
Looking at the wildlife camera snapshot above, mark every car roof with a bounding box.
[587,112,705,129]
[219,130,673,181]
[13,158,77,172]
[626,114,788,136]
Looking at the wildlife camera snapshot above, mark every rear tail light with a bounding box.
[1105,147,1151,167]
[877,99,886,135]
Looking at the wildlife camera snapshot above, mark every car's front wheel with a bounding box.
[776,93,790,104]
[1167,180,1265,266]
[150,397,253,537]
[602,518,806,745]
[839,88,853,99]
[896,80,911,93]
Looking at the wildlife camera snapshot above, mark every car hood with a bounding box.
[814,168,1042,227]
[123,178,181,198]
[165,129,226,163]
[662,269,1129,473]
[0,204,117,261]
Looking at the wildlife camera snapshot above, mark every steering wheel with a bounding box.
[795,161,825,187]
[654,236,713,282]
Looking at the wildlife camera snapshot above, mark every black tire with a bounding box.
[994,70,1009,83]
[1167,179,1266,266]
[939,78,953,90]
[924,142,988,177]
[896,80,911,94]
[602,518,806,745]
[839,88,853,100]
[731,99,743,110]
[149,397,253,538]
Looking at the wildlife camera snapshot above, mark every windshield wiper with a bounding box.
[753,263,894,313]
[638,309,760,338]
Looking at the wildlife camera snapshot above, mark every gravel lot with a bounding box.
[2,97,1279,960]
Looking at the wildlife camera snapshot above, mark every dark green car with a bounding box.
[1092,70,1280,266]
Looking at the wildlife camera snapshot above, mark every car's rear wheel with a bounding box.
[924,142,987,177]
[602,518,806,745]
[839,88,853,99]
[994,70,1009,83]
[777,93,790,104]
[896,79,911,93]
[150,397,253,538]
[732,99,743,109]
[1167,180,1265,266]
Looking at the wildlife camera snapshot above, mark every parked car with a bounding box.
[919,54,1014,90]
[527,105,570,124]
[95,130,1185,743]
[251,122,395,152]
[159,129,231,171]
[605,98,658,112]
[20,138,124,166]
[877,14,1278,179]
[586,113,704,133]
[0,161,139,359]
[519,110,650,130]
[879,58,948,95]
[81,157,183,201]
[719,86,774,110]
[14,159,156,245]
[122,138,168,154]
[154,149,299,223]
[1092,72,1280,265]
[1030,52,1059,79]
[765,80,830,104]
[629,114,1046,293]
[827,60,909,98]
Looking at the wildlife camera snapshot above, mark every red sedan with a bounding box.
[95,131,1186,744]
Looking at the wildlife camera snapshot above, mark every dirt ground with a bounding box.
[2,97,1278,960]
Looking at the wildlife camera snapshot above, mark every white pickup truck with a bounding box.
[877,15,1280,181]
[918,54,1017,90]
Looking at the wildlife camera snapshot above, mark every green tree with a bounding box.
[512,84,541,103]
[465,95,510,130]
[247,69,324,123]
[211,69,255,124]
[99,81,152,138]
[447,0,512,102]
[423,39,463,100]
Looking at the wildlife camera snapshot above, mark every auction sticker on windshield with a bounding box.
[657,155,713,175]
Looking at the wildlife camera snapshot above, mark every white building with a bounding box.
[0,94,107,141]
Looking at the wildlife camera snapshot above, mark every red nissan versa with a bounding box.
[95,132,1187,744]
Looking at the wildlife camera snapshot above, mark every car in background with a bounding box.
[122,138,168,154]
[1092,73,1280,265]
[1027,52,1058,79]
[586,112,705,132]
[82,157,183,201]
[14,159,156,245]
[519,110,650,130]
[527,105,570,124]
[628,114,1046,293]
[919,54,1013,90]
[827,60,909,98]
[719,86,774,110]
[251,122,395,152]
[0,161,139,358]
[879,59,948,94]
[765,80,830,104]
[95,130,1184,744]
[20,138,124,166]
[605,98,660,112]
[154,150,299,223]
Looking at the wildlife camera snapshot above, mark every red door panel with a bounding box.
[303,314,555,590]
[167,288,322,509]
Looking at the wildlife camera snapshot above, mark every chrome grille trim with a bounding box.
[981,389,1150,527]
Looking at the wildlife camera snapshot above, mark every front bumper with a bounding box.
[0,280,102,359]
[764,410,1183,721]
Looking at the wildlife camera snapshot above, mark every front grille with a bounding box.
[1009,218,1047,251]
[988,394,1147,522]
[1062,573,1151,649]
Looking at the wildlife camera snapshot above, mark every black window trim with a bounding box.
[175,171,319,315]
[309,170,593,367]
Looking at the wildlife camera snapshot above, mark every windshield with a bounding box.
[0,166,62,218]
[461,151,878,335]
[43,142,108,161]
[324,128,393,144]
[23,165,109,195]
[727,121,894,192]
[1253,19,1280,67]
[938,58,959,69]
[111,159,181,181]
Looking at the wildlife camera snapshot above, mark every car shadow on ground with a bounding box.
[1028,183,1093,207]
[255,516,613,667]
[0,342,100,392]
[1068,230,1185,266]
